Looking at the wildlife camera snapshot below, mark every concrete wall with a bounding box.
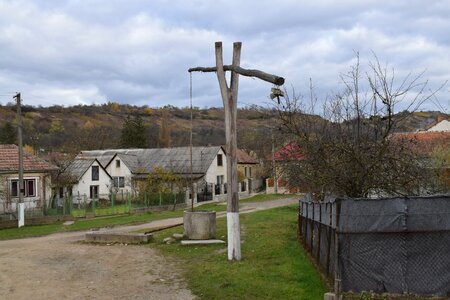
[0,214,74,229]
[72,161,111,201]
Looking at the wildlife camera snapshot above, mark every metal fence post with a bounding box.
[298,201,302,241]
[326,202,333,275]
[69,195,72,215]
[304,201,309,249]
[334,200,342,298]
[43,193,47,215]
[311,202,315,253]
[63,195,66,216]
[317,204,322,264]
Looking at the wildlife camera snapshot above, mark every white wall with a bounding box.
[205,148,227,184]
[428,120,450,132]
[106,157,134,194]
[72,161,111,200]
[0,172,52,212]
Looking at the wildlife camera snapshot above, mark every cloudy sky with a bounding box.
[0,0,449,112]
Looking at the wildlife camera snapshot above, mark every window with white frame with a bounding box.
[92,165,99,181]
[113,176,125,188]
[10,179,36,197]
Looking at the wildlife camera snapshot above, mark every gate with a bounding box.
[197,183,213,202]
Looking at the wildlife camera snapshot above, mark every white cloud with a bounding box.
[0,0,448,112]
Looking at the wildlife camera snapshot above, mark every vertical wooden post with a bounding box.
[215,41,242,261]
[15,93,25,227]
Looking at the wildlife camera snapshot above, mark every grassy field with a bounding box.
[0,209,183,240]
[0,193,298,240]
[150,205,327,300]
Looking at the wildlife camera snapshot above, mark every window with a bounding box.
[116,159,120,168]
[113,176,125,188]
[11,180,18,197]
[92,166,99,181]
[90,185,99,199]
[10,179,36,197]
[217,154,223,166]
[27,180,35,196]
[216,175,224,185]
[245,167,252,178]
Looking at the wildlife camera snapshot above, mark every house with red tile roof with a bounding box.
[0,144,57,214]
[390,131,450,191]
[266,141,307,194]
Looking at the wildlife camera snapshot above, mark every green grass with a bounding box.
[239,193,298,204]
[0,194,297,241]
[150,205,326,300]
[0,209,183,240]
[191,193,297,212]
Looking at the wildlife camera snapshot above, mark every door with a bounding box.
[90,185,99,199]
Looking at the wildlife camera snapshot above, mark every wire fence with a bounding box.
[298,194,450,297]
[40,191,185,218]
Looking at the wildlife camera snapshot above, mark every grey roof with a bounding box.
[80,146,224,175]
[66,158,96,181]
[66,157,112,182]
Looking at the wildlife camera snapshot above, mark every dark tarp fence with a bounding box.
[298,194,450,297]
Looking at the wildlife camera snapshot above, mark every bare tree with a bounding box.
[275,54,445,199]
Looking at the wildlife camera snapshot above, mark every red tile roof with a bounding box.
[273,142,306,161]
[0,144,58,173]
[390,131,450,154]
[236,149,258,164]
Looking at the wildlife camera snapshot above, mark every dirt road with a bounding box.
[0,197,299,300]
[0,231,194,300]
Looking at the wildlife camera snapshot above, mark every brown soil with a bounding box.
[0,230,194,300]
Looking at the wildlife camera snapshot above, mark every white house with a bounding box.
[77,146,230,203]
[104,153,136,195]
[427,119,450,132]
[66,158,112,202]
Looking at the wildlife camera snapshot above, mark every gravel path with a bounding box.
[0,197,299,300]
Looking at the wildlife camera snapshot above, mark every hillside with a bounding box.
[0,103,278,154]
[0,103,447,158]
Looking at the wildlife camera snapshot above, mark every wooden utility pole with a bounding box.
[189,41,284,261]
[14,92,25,227]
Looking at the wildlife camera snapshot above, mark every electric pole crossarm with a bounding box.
[188,65,285,86]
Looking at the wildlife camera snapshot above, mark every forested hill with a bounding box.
[0,102,447,158]
[0,103,278,155]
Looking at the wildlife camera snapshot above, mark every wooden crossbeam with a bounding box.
[188,65,285,86]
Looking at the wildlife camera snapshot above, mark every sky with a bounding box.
[0,0,449,112]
